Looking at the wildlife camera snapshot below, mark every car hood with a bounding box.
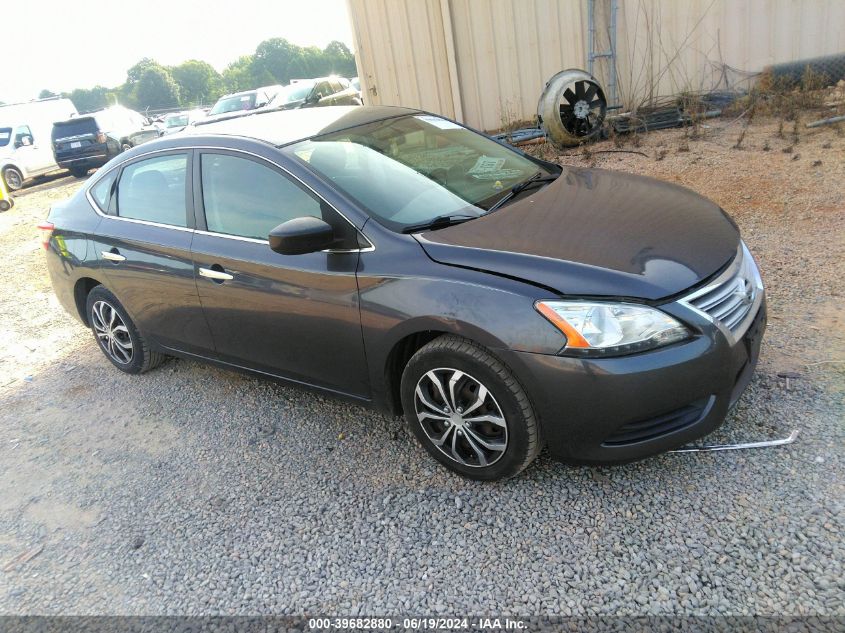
[415,167,740,301]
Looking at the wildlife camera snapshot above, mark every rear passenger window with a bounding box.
[90,170,117,213]
[117,154,188,226]
[200,154,322,240]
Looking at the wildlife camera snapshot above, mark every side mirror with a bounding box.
[269,217,335,255]
[306,93,320,104]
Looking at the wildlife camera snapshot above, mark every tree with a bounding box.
[126,58,161,85]
[222,55,256,93]
[171,60,222,107]
[252,38,299,84]
[323,41,357,77]
[135,67,181,111]
[68,86,112,113]
[39,89,58,99]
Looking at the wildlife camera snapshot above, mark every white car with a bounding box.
[0,97,77,191]
[161,109,207,134]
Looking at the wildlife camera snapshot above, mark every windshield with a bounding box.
[278,81,315,104]
[210,93,256,115]
[287,114,553,231]
[165,115,188,128]
[0,128,11,147]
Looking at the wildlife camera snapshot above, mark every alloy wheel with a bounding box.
[413,368,508,467]
[91,300,133,364]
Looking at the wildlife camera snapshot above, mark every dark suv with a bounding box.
[52,107,159,178]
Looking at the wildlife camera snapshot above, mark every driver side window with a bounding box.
[199,153,358,247]
[15,125,33,146]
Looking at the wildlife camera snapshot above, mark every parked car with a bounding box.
[269,77,362,110]
[160,109,206,134]
[0,97,78,191]
[204,86,283,121]
[40,106,765,480]
[52,106,159,178]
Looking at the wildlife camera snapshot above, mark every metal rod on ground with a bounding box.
[669,429,799,453]
[806,115,845,128]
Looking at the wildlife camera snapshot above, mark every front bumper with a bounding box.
[497,297,767,464]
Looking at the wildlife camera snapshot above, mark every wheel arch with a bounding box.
[380,319,510,416]
[2,161,27,182]
[73,276,104,326]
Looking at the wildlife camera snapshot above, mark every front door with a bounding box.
[191,150,369,397]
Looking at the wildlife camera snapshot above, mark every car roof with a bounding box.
[184,105,422,146]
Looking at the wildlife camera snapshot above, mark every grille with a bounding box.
[602,397,712,446]
[684,243,762,336]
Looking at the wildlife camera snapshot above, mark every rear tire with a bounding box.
[2,166,23,191]
[69,166,89,178]
[400,335,541,480]
[0,199,10,212]
[85,286,165,374]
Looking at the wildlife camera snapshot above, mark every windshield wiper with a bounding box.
[484,171,559,214]
[401,214,479,234]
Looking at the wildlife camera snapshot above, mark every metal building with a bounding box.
[347,0,845,131]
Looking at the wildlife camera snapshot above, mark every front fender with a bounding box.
[358,267,566,412]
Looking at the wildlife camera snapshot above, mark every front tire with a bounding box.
[85,286,165,374]
[2,166,24,191]
[400,335,541,480]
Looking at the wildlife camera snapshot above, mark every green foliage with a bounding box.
[171,60,222,107]
[135,67,181,111]
[222,56,256,93]
[126,58,161,85]
[38,89,58,99]
[58,37,358,114]
[67,85,113,113]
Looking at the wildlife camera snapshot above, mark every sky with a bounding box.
[3,0,354,103]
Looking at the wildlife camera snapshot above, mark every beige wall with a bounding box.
[348,0,845,131]
[614,0,845,108]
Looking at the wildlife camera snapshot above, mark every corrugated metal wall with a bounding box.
[348,0,458,118]
[614,0,845,107]
[348,0,845,131]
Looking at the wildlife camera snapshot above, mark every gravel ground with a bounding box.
[0,116,843,618]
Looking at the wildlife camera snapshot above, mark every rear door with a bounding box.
[190,149,369,397]
[91,150,215,354]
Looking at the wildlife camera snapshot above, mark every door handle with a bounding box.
[199,267,234,281]
[101,250,126,262]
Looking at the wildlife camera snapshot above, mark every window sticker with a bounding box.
[414,115,463,130]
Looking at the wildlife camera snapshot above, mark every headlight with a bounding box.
[536,300,691,356]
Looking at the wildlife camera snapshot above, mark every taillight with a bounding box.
[96,131,107,144]
[37,221,54,251]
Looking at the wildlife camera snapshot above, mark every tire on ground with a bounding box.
[85,285,166,374]
[3,166,24,191]
[400,334,542,480]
